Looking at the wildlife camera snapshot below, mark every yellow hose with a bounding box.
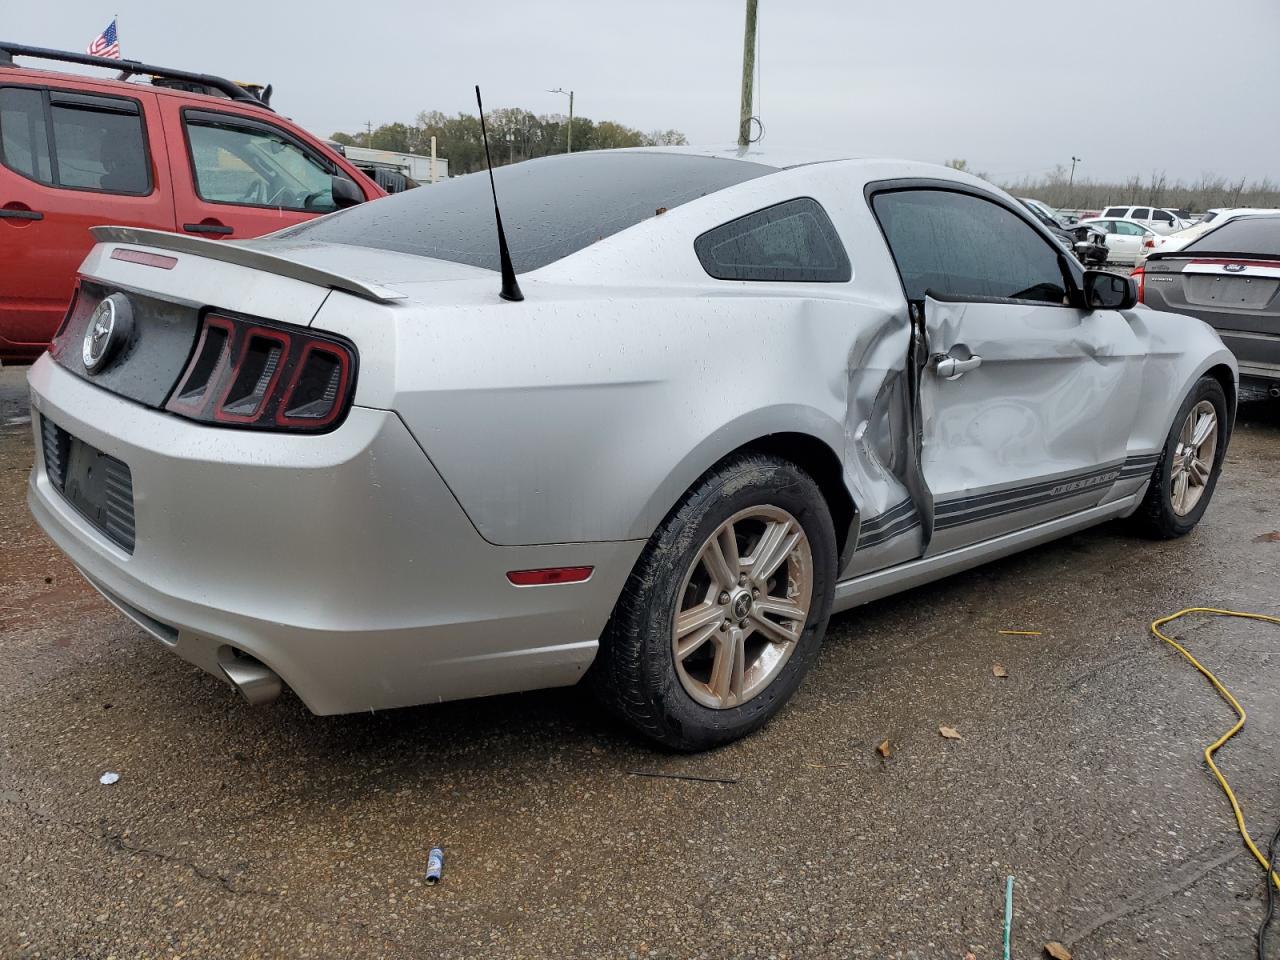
[1151,607,1280,889]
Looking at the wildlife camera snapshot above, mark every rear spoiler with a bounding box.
[90,226,406,303]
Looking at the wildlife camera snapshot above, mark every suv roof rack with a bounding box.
[0,41,273,110]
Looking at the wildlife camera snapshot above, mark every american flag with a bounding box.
[87,19,120,59]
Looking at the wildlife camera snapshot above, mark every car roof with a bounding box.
[610,144,859,170]
[0,61,274,113]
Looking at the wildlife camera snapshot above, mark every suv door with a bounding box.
[162,102,357,239]
[871,186,1144,554]
[1149,208,1177,234]
[0,83,174,359]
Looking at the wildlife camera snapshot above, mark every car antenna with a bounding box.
[475,85,523,302]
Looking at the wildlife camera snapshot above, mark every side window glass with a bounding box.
[185,116,336,212]
[1131,208,1151,220]
[872,189,1067,305]
[0,87,53,184]
[1152,210,1173,223]
[1103,207,1124,218]
[694,197,851,282]
[1117,221,1145,236]
[49,98,149,194]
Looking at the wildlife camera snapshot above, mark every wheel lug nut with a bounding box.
[721,619,730,631]
[718,592,730,605]
[738,574,748,585]
[752,588,760,597]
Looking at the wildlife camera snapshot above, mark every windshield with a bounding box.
[1182,216,1280,257]
[279,152,776,273]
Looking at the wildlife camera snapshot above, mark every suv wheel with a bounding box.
[1134,375,1229,539]
[592,453,837,751]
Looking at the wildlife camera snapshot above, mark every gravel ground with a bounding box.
[2,363,1280,959]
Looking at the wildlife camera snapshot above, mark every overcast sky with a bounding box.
[8,0,1279,183]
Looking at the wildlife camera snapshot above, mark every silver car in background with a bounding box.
[27,148,1237,750]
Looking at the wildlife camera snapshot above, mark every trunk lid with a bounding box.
[1142,257,1280,337]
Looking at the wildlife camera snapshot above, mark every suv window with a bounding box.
[1103,207,1127,218]
[184,111,337,212]
[694,198,851,282]
[1131,208,1151,220]
[50,94,149,193]
[872,189,1068,304]
[0,87,148,193]
[0,87,53,183]
[1151,209,1174,223]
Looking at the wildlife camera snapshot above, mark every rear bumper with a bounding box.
[26,356,642,713]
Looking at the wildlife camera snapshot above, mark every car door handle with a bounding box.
[934,354,983,380]
[0,207,43,221]
[183,222,233,235]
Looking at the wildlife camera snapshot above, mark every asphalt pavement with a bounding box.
[3,363,1280,959]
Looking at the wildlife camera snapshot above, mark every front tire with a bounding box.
[1133,375,1229,539]
[592,453,837,751]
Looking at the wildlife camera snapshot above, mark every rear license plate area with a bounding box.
[41,416,136,553]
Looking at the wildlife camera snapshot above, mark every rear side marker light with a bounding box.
[166,313,356,432]
[110,248,177,270]
[506,566,595,586]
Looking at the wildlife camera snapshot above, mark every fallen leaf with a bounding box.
[964,953,978,960]
[876,739,892,758]
[939,726,963,740]
[992,663,1009,678]
[1044,942,1072,960]
[1254,531,1280,543]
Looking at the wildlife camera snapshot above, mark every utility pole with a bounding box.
[365,120,373,146]
[549,88,574,153]
[738,0,758,147]
[1069,156,1081,189]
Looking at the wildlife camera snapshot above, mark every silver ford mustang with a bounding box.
[27,147,1236,750]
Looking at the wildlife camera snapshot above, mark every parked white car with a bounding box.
[1078,217,1156,264]
[1136,207,1280,266]
[1097,206,1188,234]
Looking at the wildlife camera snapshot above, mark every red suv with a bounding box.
[0,43,385,362]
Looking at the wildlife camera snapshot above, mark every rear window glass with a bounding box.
[1103,207,1126,217]
[1183,216,1280,257]
[278,152,775,273]
[694,198,851,282]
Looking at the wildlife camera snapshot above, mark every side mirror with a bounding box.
[331,175,364,209]
[1083,269,1138,310]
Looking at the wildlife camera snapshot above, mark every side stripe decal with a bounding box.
[854,453,1159,552]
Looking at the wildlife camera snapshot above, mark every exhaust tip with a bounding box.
[217,648,283,705]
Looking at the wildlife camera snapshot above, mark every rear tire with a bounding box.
[591,453,837,751]
[1133,375,1228,539]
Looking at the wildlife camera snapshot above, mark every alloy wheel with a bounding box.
[1170,399,1218,517]
[671,506,813,710]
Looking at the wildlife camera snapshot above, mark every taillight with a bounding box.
[1131,267,1145,303]
[165,313,356,432]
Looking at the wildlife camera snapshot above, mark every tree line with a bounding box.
[332,109,687,175]
[945,161,1280,213]
[1004,167,1280,213]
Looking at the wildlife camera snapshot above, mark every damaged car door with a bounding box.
[871,185,1143,555]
